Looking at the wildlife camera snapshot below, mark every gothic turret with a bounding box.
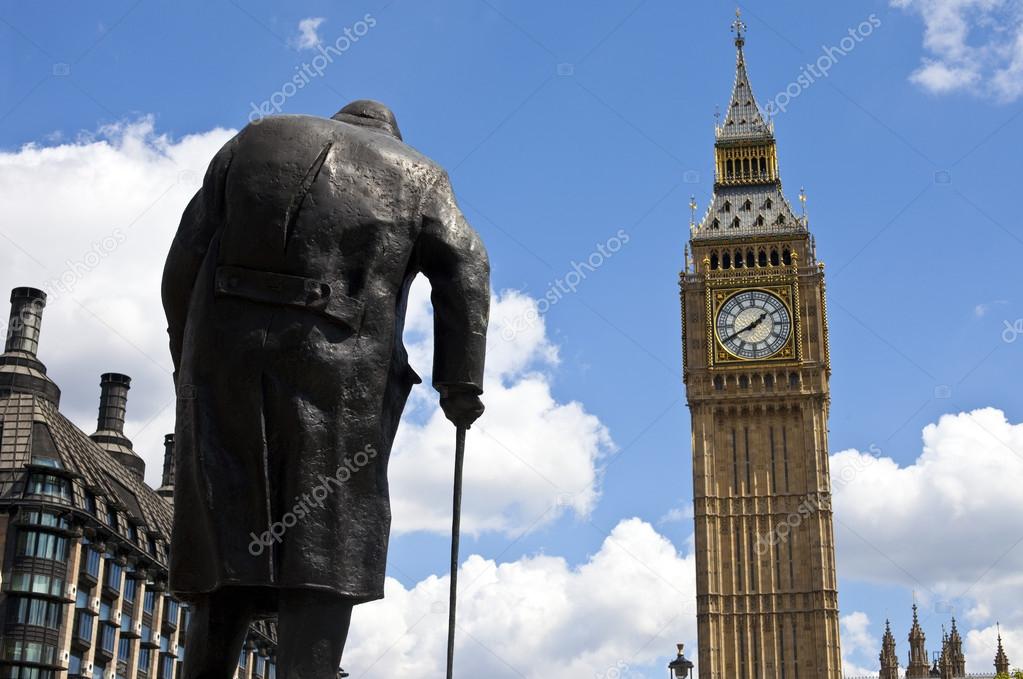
[996,626,1010,676]
[908,604,931,678]
[937,627,951,679]
[880,619,900,679]
[947,618,965,676]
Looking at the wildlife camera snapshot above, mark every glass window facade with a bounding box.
[15,530,68,560]
[7,597,62,628]
[8,572,65,597]
[25,474,70,501]
[73,610,94,644]
[1,638,58,665]
[83,548,101,578]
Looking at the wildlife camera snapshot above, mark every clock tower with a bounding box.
[679,13,842,678]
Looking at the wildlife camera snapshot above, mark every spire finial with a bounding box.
[690,195,698,227]
[799,186,808,221]
[732,8,747,49]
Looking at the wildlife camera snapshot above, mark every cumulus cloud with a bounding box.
[840,612,879,675]
[345,518,696,677]
[892,0,1023,101]
[390,281,612,536]
[967,624,1023,673]
[832,408,1023,638]
[293,17,325,50]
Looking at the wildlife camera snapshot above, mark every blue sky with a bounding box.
[3,0,1023,675]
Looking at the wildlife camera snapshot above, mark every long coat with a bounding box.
[162,111,489,603]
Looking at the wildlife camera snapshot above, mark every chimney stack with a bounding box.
[0,287,60,404]
[5,287,46,356]
[90,373,145,480]
[96,373,131,436]
[156,433,175,501]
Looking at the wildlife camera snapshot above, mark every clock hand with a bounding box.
[723,312,768,344]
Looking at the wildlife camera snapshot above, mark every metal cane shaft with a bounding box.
[446,426,467,679]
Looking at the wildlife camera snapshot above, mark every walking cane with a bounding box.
[446,425,467,679]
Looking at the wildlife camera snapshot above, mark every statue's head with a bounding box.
[332,100,402,140]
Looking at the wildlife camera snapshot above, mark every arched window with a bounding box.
[734,249,743,268]
[726,159,734,177]
[743,158,751,175]
[788,372,800,388]
[739,375,750,389]
[731,217,741,229]
[743,200,752,212]
[714,376,724,391]
[777,214,787,225]
[764,374,775,390]
[760,157,767,175]
[711,218,720,230]
[758,250,767,267]
[782,248,792,265]
[746,250,755,267]
[722,252,731,269]
[764,198,773,210]
[755,215,765,227]
[723,200,732,213]
[710,253,719,270]
[770,249,780,266]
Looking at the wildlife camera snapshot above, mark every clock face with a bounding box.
[716,289,792,360]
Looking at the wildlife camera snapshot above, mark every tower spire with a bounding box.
[907,603,930,678]
[947,618,965,676]
[717,10,772,142]
[880,619,900,679]
[995,623,1011,675]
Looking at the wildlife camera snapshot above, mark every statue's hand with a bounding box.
[440,388,485,429]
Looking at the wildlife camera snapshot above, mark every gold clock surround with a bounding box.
[704,273,801,369]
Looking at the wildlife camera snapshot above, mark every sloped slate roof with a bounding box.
[717,46,773,142]
[694,184,806,241]
[0,390,173,551]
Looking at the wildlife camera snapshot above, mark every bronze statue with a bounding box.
[162,100,490,678]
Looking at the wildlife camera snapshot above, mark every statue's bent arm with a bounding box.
[416,171,491,397]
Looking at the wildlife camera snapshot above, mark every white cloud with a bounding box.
[966,624,1023,673]
[974,299,1008,317]
[832,408,1023,635]
[293,17,325,50]
[657,502,694,525]
[893,0,1023,101]
[841,612,879,675]
[345,518,696,678]
[389,282,613,536]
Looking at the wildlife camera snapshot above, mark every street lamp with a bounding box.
[667,643,694,678]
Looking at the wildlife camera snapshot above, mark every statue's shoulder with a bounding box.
[237,114,444,180]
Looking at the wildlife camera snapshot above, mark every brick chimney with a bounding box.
[0,287,60,404]
[90,373,146,480]
[156,433,175,501]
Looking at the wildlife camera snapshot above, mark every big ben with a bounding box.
[680,13,843,679]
